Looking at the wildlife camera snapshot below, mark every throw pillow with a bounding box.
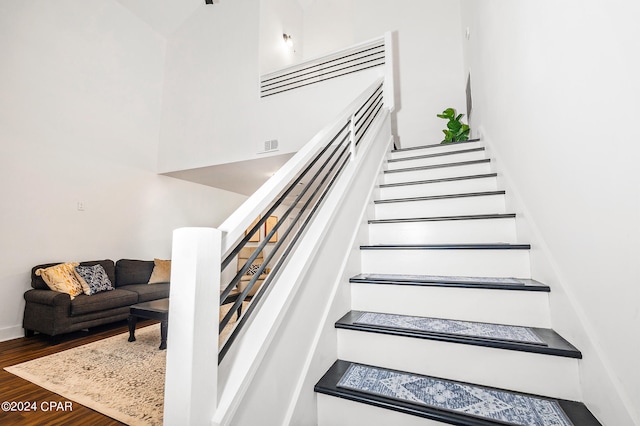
[35,262,83,299]
[74,264,115,295]
[148,258,171,284]
[244,263,262,276]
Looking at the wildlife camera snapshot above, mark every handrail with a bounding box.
[260,36,385,97]
[218,78,385,361]
[164,33,396,425]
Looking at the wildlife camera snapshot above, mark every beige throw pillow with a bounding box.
[148,258,171,284]
[35,262,84,299]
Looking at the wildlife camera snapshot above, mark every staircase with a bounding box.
[314,140,602,425]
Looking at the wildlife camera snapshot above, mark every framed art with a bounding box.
[265,216,278,243]
[245,216,261,242]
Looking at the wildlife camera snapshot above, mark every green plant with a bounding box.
[437,108,470,143]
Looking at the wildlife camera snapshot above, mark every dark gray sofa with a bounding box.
[23,259,169,338]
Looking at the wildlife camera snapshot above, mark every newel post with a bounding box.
[164,227,221,425]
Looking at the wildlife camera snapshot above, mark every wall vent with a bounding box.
[264,139,278,152]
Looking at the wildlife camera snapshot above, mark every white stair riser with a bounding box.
[351,284,550,327]
[374,194,506,219]
[382,162,491,185]
[390,142,482,160]
[386,150,486,170]
[317,394,445,426]
[368,218,518,244]
[337,330,581,400]
[361,248,531,277]
[379,176,498,199]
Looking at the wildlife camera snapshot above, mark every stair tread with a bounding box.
[369,213,516,224]
[337,310,581,358]
[360,243,530,250]
[315,360,602,426]
[379,173,497,188]
[391,139,481,153]
[388,147,485,163]
[384,158,490,174]
[375,190,505,204]
[350,273,549,291]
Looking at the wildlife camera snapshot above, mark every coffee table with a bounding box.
[128,298,169,350]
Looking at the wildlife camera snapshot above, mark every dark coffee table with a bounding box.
[128,298,169,350]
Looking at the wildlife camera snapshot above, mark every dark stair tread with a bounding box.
[315,360,602,426]
[349,273,549,292]
[388,147,485,163]
[392,138,481,153]
[384,158,490,174]
[336,310,582,359]
[379,173,498,188]
[374,190,505,204]
[360,243,531,250]
[369,213,516,224]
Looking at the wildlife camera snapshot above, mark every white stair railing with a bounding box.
[164,32,395,425]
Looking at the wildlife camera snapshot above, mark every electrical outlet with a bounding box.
[77,201,85,211]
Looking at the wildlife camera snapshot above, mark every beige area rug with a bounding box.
[5,302,247,426]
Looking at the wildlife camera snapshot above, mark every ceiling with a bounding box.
[115,0,313,38]
[162,153,296,195]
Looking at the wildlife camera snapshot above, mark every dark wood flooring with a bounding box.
[0,319,155,426]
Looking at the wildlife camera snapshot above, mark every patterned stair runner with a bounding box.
[337,362,574,426]
[353,312,545,345]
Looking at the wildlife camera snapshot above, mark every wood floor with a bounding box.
[0,319,155,426]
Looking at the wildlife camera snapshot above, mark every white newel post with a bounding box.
[164,227,221,426]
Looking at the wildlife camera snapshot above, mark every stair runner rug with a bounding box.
[337,363,574,426]
[362,274,525,285]
[354,312,545,345]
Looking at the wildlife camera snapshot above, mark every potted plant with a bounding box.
[437,108,470,143]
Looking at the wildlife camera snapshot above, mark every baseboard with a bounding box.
[0,325,24,342]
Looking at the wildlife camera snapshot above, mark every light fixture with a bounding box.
[283,33,293,48]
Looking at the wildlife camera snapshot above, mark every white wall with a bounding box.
[302,0,467,148]
[158,0,382,174]
[259,0,304,73]
[0,0,246,341]
[158,0,262,173]
[460,1,640,425]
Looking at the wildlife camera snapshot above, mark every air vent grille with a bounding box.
[264,139,278,152]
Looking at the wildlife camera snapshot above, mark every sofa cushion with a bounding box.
[115,259,154,287]
[148,259,171,284]
[74,264,115,295]
[70,289,138,316]
[32,260,115,290]
[35,263,84,299]
[119,283,170,303]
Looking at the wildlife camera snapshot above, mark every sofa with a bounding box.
[23,259,170,338]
